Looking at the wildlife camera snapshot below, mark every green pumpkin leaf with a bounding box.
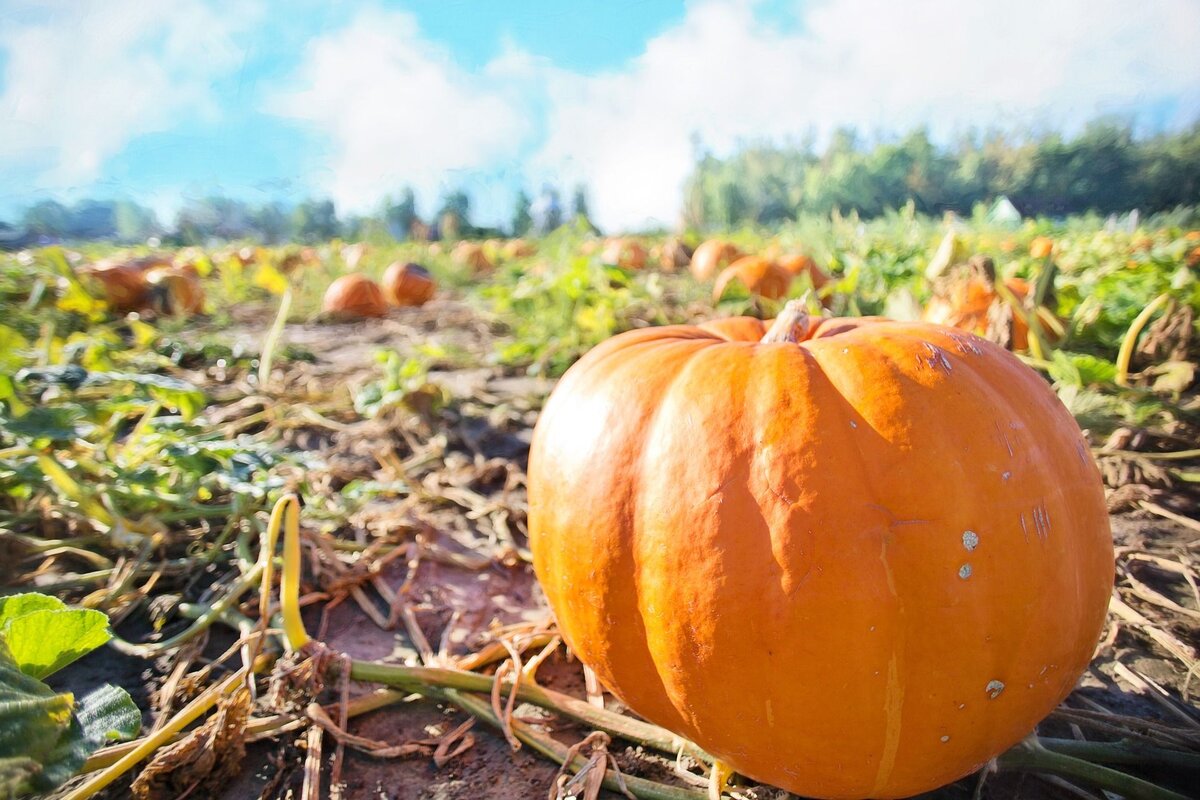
[0,615,139,797]
[0,595,112,680]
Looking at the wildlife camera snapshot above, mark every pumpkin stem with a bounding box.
[760,297,811,343]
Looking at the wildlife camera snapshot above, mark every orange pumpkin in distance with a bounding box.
[712,255,792,301]
[922,257,1060,352]
[600,238,648,270]
[1029,236,1054,259]
[690,239,743,281]
[322,273,388,318]
[80,262,148,312]
[658,237,693,271]
[501,238,536,259]
[528,306,1113,799]
[451,242,493,275]
[382,261,435,307]
[145,267,205,316]
[776,253,829,290]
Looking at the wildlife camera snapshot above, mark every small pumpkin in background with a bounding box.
[452,242,493,275]
[600,238,648,270]
[145,267,205,317]
[382,261,436,307]
[658,236,693,271]
[923,256,1059,351]
[501,238,536,259]
[528,303,1112,800]
[690,239,743,281]
[322,273,388,319]
[776,253,829,290]
[1029,236,1054,259]
[712,255,792,301]
[79,262,148,312]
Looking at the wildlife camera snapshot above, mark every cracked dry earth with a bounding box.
[60,299,1199,800]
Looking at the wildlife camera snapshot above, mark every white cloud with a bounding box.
[0,0,260,190]
[269,9,532,218]
[530,0,1200,230]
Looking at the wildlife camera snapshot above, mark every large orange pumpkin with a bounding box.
[322,273,388,318]
[528,306,1112,799]
[690,239,743,281]
[381,261,435,307]
[712,255,792,301]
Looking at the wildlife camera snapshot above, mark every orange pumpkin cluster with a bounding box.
[690,238,830,301]
[79,255,205,317]
[322,261,438,319]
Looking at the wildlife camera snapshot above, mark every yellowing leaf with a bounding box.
[253,264,289,296]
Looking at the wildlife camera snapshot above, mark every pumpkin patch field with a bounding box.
[1,213,1198,800]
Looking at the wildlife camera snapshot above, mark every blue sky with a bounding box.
[2,0,1198,231]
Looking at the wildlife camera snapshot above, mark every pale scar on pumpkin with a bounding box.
[962,531,980,551]
[958,563,973,579]
[985,680,1006,699]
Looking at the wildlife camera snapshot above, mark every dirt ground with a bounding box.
[48,299,1200,799]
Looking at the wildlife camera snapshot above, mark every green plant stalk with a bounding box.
[1038,738,1200,771]
[108,561,265,656]
[349,659,708,762]
[258,286,292,388]
[1116,293,1171,387]
[997,737,1190,800]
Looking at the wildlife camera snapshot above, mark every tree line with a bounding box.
[2,118,1197,247]
[0,184,594,249]
[682,120,1200,229]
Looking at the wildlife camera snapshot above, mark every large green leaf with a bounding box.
[0,595,111,680]
[0,645,76,797]
[0,629,139,798]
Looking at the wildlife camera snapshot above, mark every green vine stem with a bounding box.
[1116,292,1171,387]
[997,736,1191,800]
[349,660,709,763]
[1038,737,1200,771]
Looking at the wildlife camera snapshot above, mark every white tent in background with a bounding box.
[986,196,1022,226]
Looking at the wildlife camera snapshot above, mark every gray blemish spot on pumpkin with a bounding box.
[1002,471,1012,481]
[850,420,858,429]
[962,531,979,551]
[957,703,966,710]
[940,735,950,743]
[922,342,953,373]
[985,680,1005,699]
[958,563,973,579]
